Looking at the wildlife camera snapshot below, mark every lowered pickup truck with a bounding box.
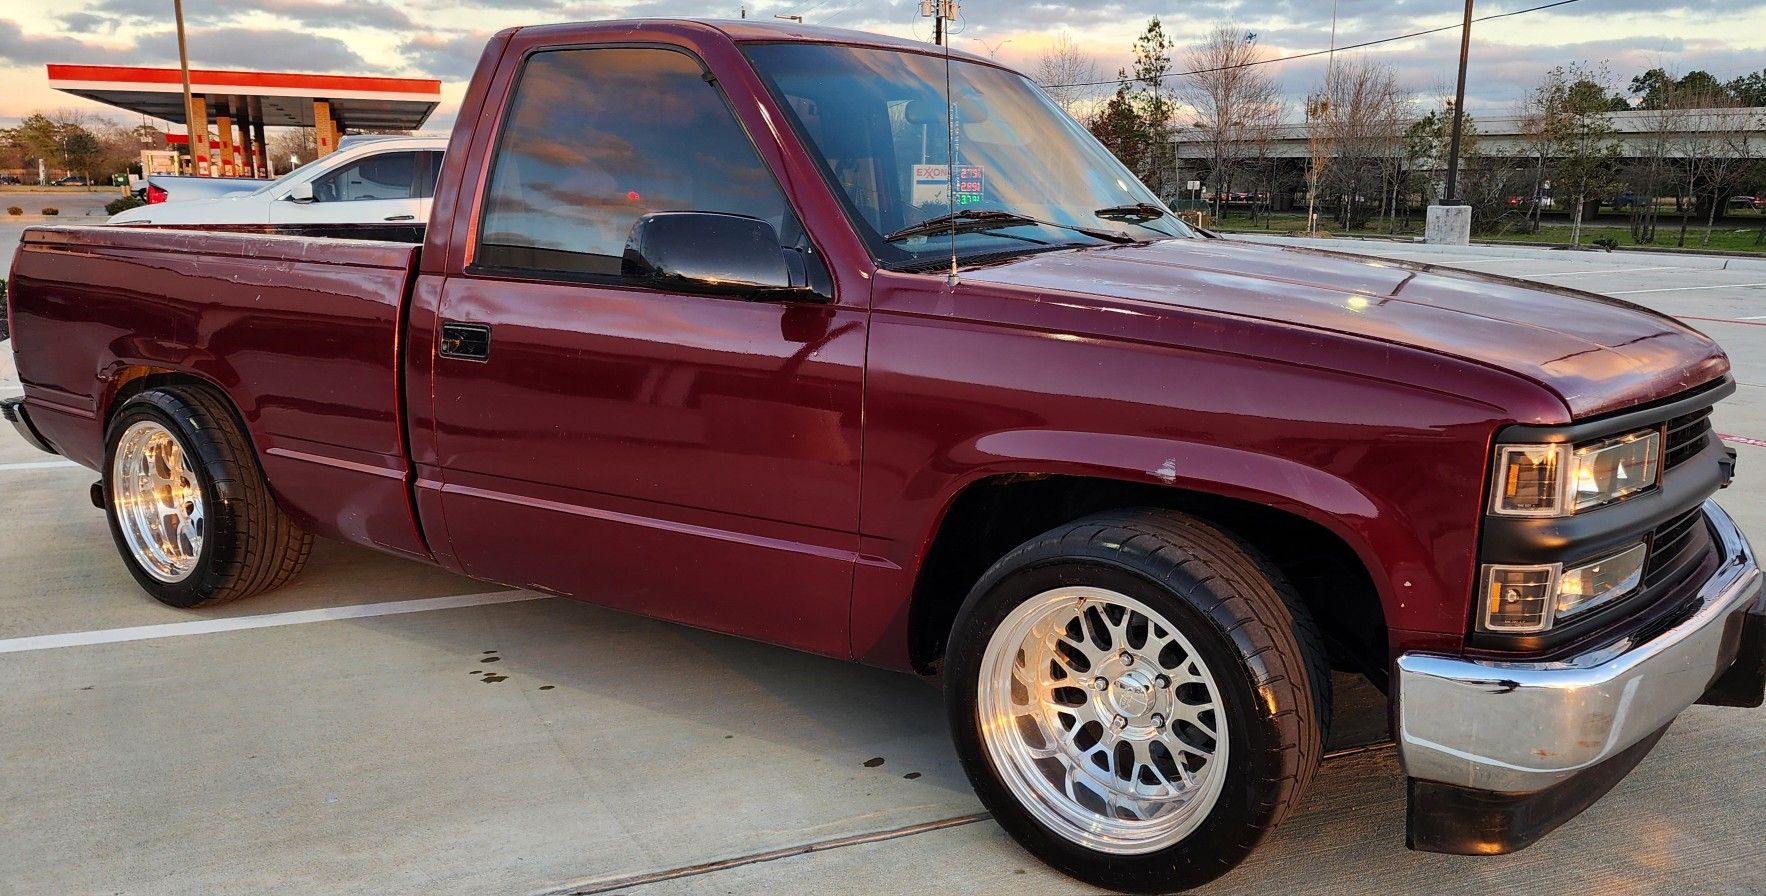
[4,20,1762,893]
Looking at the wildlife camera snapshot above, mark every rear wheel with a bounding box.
[103,386,312,607]
[946,509,1329,893]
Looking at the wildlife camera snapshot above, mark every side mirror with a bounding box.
[622,212,822,300]
[286,182,315,202]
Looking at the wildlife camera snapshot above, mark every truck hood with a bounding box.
[963,238,1729,419]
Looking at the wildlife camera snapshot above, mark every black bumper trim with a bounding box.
[1697,587,1766,708]
[1406,725,1668,855]
[0,397,60,456]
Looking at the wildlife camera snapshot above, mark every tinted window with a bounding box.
[477,47,797,277]
[314,151,418,202]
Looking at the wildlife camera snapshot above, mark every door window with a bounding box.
[311,151,420,202]
[476,47,798,278]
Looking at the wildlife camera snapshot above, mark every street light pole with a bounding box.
[174,0,196,172]
[1444,0,1474,203]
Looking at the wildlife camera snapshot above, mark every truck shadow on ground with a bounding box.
[342,562,1766,895]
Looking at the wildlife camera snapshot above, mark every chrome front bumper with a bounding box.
[1396,499,1763,796]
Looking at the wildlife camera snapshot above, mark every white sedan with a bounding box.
[110,136,447,226]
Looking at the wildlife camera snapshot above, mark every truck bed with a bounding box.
[7,224,431,559]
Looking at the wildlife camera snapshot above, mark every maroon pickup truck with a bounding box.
[5,20,1763,892]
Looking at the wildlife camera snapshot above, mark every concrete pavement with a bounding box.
[2,239,1764,895]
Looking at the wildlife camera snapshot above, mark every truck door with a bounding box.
[424,45,865,657]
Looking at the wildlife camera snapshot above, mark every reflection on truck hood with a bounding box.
[963,238,1729,419]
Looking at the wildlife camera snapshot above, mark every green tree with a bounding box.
[1726,69,1766,106]
[1542,66,1623,245]
[1129,18,1177,197]
[1088,75,1151,177]
[1629,67,1677,110]
[1676,70,1728,102]
[11,114,61,170]
[61,128,102,181]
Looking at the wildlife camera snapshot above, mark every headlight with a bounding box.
[1489,429,1661,517]
[1480,542,1649,633]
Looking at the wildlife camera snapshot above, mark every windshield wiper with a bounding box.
[885,209,1135,245]
[1093,202,1168,221]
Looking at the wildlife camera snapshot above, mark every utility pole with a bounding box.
[1444,0,1474,203]
[921,0,956,46]
[173,0,196,172]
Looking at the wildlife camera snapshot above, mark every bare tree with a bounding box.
[1515,80,1561,233]
[1312,56,1408,230]
[266,128,319,172]
[1619,81,1685,243]
[1176,25,1280,219]
[1034,31,1098,118]
[1667,80,1735,246]
[1683,102,1762,246]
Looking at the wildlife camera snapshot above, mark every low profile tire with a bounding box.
[946,509,1331,893]
[103,386,312,608]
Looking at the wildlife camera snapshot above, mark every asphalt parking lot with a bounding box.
[3,238,1764,895]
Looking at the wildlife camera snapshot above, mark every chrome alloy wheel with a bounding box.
[978,586,1230,854]
[111,420,205,583]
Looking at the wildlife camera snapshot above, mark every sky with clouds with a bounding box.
[2,0,1763,133]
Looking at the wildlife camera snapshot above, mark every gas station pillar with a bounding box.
[214,104,235,176]
[189,96,212,177]
[236,105,256,177]
[314,100,339,156]
[252,117,269,177]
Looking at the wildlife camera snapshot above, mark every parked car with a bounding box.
[6,20,1761,895]
[133,174,267,205]
[0,174,20,185]
[109,136,446,226]
[52,175,88,186]
[1731,195,1763,211]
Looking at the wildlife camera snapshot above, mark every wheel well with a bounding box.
[907,474,1389,689]
[103,368,260,462]
[106,368,221,426]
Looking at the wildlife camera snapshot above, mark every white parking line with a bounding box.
[1611,283,1766,294]
[0,590,543,654]
[1532,265,1684,277]
[0,459,80,471]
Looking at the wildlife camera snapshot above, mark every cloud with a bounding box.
[0,19,130,65]
[399,31,495,80]
[2,16,377,73]
[131,27,379,72]
[59,12,112,32]
[89,0,415,30]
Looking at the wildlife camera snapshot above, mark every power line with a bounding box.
[1043,0,1584,89]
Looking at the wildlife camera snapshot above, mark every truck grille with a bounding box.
[1643,506,1714,591]
[1663,406,1714,470]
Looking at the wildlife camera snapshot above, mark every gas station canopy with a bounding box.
[45,65,442,131]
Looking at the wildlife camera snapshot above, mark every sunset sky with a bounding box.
[3,0,1763,133]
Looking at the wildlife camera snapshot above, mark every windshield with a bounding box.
[744,43,1192,270]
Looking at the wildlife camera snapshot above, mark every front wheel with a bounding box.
[946,510,1330,893]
